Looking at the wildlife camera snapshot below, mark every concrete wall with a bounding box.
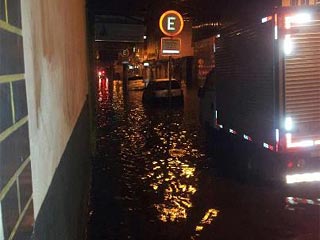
[21,0,89,220]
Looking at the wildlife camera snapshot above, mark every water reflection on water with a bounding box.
[191,208,219,239]
[91,80,217,239]
[111,80,205,225]
[89,80,320,240]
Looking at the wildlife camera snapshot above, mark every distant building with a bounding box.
[282,0,320,6]
[94,15,146,79]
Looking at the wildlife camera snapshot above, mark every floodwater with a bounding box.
[88,79,320,240]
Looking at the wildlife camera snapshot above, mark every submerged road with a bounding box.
[87,79,319,240]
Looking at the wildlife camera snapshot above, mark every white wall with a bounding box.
[21,0,88,217]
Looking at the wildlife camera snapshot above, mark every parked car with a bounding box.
[128,75,146,90]
[198,69,217,129]
[142,78,184,104]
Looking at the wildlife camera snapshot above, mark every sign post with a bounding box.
[159,10,184,101]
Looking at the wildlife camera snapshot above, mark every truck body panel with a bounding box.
[213,6,320,177]
[216,16,276,147]
[282,10,320,145]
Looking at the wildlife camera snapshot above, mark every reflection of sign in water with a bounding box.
[161,37,181,55]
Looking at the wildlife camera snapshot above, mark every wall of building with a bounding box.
[282,0,320,6]
[0,0,34,238]
[20,0,90,238]
[21,0,89,218]
[178,21,194,58]
[194,37,215,86]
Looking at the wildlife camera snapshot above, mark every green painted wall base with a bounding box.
[31,101,91,240]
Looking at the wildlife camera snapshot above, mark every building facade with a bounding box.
[1,0,91,239]
[94,15,146,80]
[0,0,33,238]
[282,0,320,6]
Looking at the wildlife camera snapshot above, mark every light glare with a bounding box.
[162,50,180,54]
[288,140,314,148]
[286,172,320,184]
[286,133,319,148]
[294,13,312,24]
[284,35,293,55]
[285,13,311,29]
[276,129,280,142]
[285,117,293,131]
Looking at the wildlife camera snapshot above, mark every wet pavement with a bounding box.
[87,79,320,240]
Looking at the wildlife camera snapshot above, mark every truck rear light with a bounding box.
[284,34,293,55]
[286,172,320,184]
[287,158,306,169]
[285,16,290,29]
[285,13,312,29]
[286,133,320,148]
[284,117,293,131]
[274,13,278,40]
[276,129,280,142]
[287,161,294,168]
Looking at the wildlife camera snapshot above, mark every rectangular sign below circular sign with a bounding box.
[161,37,181,56]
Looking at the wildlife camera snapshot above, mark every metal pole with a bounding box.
[168,56,172,101]
[123,63,128,92]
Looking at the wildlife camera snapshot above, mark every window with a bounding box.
[290,0,299,5]
[301,0,309,5]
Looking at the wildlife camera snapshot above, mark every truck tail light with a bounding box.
[286,172,320,184]
[284,34,293,55]
[286,133,316,148]
[287,161,294,169]
[285,13,312,29]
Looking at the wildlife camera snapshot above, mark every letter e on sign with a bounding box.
[159,10,184,37]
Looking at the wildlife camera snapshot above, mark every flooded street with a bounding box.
[88,80,320,240]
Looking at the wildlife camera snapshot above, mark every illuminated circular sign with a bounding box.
[159,10,184,37]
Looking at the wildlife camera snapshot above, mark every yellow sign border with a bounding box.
[159,10,184,37]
